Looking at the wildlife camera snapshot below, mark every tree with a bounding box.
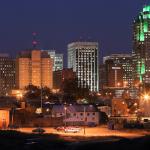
[42,86,53,101]
[24,85,53,101]
[24,85,41,99]
[61,78,90,102]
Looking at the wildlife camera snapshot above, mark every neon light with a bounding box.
[143,6,150,12]
[137,60,145,82]
[144,21,148,32]
[141,60,145,75]
[140,32,144,41]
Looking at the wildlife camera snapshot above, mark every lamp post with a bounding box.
[83,106,86,135]
[40,87,43,114]
[64,106,67,127]
[11,107,15,127]
[140,93,150,117]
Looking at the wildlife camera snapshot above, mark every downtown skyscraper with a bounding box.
[103,54,133,88]
[0,53,16,96]
[16,50,53,89]
[43,50,63,71]
[68,42,99,92]
[133,5,150,84]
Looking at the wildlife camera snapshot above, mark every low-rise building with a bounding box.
[51,104,100,125]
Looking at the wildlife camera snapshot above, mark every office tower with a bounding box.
[68,42,99,92]
[103,54,133,87]
[0,53,16,96]
[45,50,63,71]
[133,5,150,83]
[16,50,53,89]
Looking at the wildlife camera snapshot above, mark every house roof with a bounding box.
[52,104,98,113]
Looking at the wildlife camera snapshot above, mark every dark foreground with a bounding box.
[0,130,150,150]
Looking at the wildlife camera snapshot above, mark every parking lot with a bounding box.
[18,125,150,139]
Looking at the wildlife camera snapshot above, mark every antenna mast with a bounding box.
[32,32,38,49]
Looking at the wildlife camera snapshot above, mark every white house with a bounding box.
[51,104,100,125]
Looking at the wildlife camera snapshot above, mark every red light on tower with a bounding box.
[32,32,37,36]
[32,40,38,45]
[32,32,38,48]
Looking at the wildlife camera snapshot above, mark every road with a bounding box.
[18,126,150,139]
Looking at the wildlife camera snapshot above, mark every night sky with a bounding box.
[0,0,148,65]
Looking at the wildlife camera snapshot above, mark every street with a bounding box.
[18,125,150,139]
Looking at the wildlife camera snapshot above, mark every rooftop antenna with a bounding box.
[32,32,38,49]
[32,32,43,116]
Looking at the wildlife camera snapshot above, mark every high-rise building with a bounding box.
[133,5,150,83]
[68,42,99,92]
[0,53,16,96]
[103,54,133,87]
[45,50,63,71]
[16,50,53,89]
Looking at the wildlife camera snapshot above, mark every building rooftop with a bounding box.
[52,104,98,113]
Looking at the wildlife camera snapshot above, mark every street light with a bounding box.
[83,105,93,135]
[117,82,120,87]
[64,106,67,127]
[143,94,150,101]
[83,106,86,135]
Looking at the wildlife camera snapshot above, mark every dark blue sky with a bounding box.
[0,0,148,64]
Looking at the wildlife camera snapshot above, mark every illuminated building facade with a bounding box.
[68,42,99,92]
[0,109,9,128]
[133,5,150,83]
[16,50,53,89]
[0,54,16,96]
[45,50,63,71]
[104,54,133,87]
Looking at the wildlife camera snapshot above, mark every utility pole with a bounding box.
[11,107,14,126]
[64,106,67,127]
[84,106,86,135]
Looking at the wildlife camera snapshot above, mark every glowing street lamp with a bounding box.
[143,94,150,101]
[16,91,23,101]
[117,82,120,87]
[64,106,67,127]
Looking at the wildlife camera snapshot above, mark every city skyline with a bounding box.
[0,1,148,65]
[1,2,150,149]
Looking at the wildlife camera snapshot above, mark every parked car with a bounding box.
[55,126,81,133]
[32,128,45,134]
[55,126,65,132]
[64,126,81,133]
